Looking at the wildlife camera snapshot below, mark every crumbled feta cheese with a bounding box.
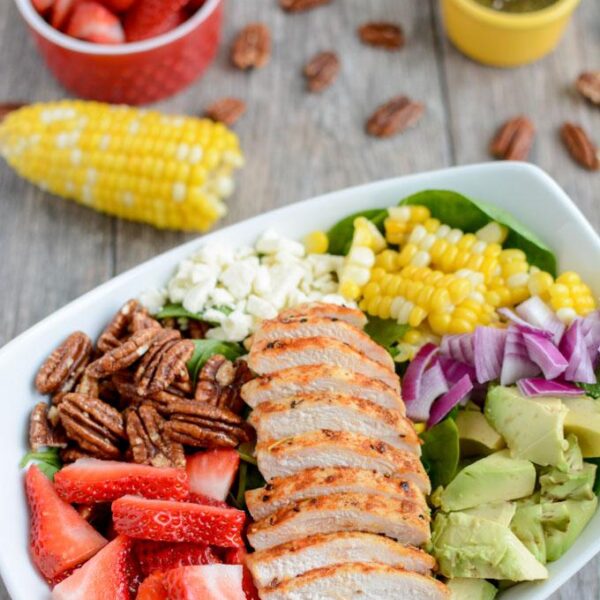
[246,295,278,320]
[139,288,167,314]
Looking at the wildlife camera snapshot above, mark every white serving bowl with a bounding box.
[0,162,598,599]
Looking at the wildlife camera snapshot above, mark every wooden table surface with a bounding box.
[0,0,598,597]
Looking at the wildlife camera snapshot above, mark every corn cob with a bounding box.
[0,101,244,232]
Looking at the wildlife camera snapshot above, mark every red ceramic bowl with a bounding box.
[13,0,223,105]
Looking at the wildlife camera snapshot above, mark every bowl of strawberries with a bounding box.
[14,0,223,104]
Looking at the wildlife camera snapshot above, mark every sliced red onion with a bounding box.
[402,343,439,405]
[474,326,508,384]
[428,375,473,427]
[517,378,584,398]
[406,359,449,423]
[500,326,541,385]
[515,296,566,345]
[498,307,552,338]
[580,311,600,363]
[439,355,476,387]
[440,333,475,366]
[522,330,568,380]
[559,319,596,384]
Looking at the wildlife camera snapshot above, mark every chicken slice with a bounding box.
[253,317,394,371]
[256,431,429,490]
[247,493,430,550]
[258,563,449,600]
[248,394,418,452]
[277,302,367,330]
[248,337,399,392]
[246,532,436,589]
[241,365,403,413]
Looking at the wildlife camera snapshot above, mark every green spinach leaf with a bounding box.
[420,417,460,489]
[364,317,409,350]
[157,303,233,322]
[187,340,244,382]
[327,209,387,256]
[577,374,600,399]
[20,448,62,480]
[231,461,266,510]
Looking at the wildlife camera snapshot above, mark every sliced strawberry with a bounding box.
[66,1,125,43]
[223,548,260,600]
[189,493,230,508]
[135,541,220,578]
[124,0,188,42]
[147,8,188,38]
[112,495,246,548]
[32,0,55,14]
[164,565,245,600]
[137,572,168,600]
[52,535,136,600]
[186,449,239,502]
[55,458,189,504]
[51,0,79,30]
[25,465,107,582]
[99,0,135,11]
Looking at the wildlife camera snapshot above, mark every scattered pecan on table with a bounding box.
[560,122,599,171]
[279,0,332,12]
[231,23,271,70]
[303,51,340,93]
[358,22,405,51]
[490,116,535,161]
[576,71,600,106]
[366,96,425,138]
[204,98,247,126]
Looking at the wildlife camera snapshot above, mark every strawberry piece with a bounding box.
[137,572,168,600]
[186,449,240,502]
[51,0,79,30]
[124,0,189,42]
[223,547,260,600]
[189,492,230,508]
[135,541,220,578]
[25,465,107,582]
[164,565,245,600]
[112,495,246,548]
[146,8,188,38]
[32,0,55,14]
[55,458,189,504]
[52,536,136,600]
[66,1,125,44]
[99,0,135,11]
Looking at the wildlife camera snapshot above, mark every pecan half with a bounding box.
[29,402,67,451]
[303,51,340,93]
[358,22,405,50]
[279,0,332,11]
[560,122,599,171]
[490,116,535,161]
[366,96,425,138]
[164,421,240,448]
[187,320,209,340]
[35,332,93,395]
[130,309,161,333]
[58,393,125,459]
[97,300,141,353]
[126,404,185,468]
[576,71,600,106]
[231,23,271,70]
[76,371,100,398]
[205,98,247,126]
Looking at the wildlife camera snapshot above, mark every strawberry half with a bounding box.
[135,541,220,578]
[32,0,55,14]
[25,465,107,582]
[124,0,189,42]
[54,458,189,504]
[112,495,246,548]
[66,1,125,44]
[52,536,137,600]
[164,565,245,600]
[51,0,79,30]
[223,547,260,600]
[137,572,168,600]
[186,449,240,501]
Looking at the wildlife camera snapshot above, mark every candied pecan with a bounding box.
[159,398,245,426]
[490,116,535,161]
[187,320,209,340]
[576,71,600,105]
[58,393,125,459]
[112,372,147,407]
[35,332,93,394]
[130,309,161,333]
[195,357,252,414]
[279,0,332,11]
[126,404,185,468]
[205,98,247,126]
[231,23,271,70]
[561,122,599,171]
[133,329,181,388]
[29,402,67,451]
[304,51,340,93]
[60,445,93,464]
[97,300,141,353]
[366,96,425,138]
[164,421,240,448]
[358,22,405,50]
[76,371,100,398]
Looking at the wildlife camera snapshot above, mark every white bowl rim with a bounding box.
[13,0,221,56]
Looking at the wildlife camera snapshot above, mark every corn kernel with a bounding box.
[413,422,426,434]
[348,246,376,268]
[556,271,581,286]
[448,318,475,334]
[500,249,527,263]
[340,280,361,300]
[429,313,452,335]
[370,267,386,282]
[476,221,508,244]
[409,306,427,327]
[304,231,329,254]
[411,250,431,268]
[377,297,393,320]
[403,329,422,344]
[502,262,528,278]
[410,205,430,223]
[375,249,400,272]
[397,244,418,267]
[448,278,472,304]
[556,307,577,324]
[423,218,441,233]
[457,233,477,250]
[388,206,411,221]
[431,288,452,312]
[362,282,380,300]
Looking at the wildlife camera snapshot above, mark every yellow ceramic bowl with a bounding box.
[441,0,581,67]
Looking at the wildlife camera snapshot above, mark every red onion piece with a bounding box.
[428,375,473,427]
[515,296,565,344]
[406,359,449,423]
[559,319,596,384]
[522,330,568,380]
[402,343,439,405]
[500,326,541,385]
[474,326,507,384]
[517,378,584,398]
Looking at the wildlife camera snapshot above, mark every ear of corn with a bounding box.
[0,101,244,232]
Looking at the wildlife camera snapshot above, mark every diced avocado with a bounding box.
[432,512,548,581]
[543,498,598,562]
[440,450,536,512]
[464,502,516,527]
[563,397,600,458]
[485,386,568,468]
[456,410,506,457]
[510,504,546,563]
[447,578,497,600]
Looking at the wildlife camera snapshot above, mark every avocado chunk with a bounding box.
[456,410,506,457]
[464,501,516,527]
[432,512,548,581]
[447,578,497,600]
[510,504,546,563]
[563,397,600,458]
[440,450,536,512]
[485,386,568,468]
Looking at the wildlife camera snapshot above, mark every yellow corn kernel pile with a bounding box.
[0,101,244,231]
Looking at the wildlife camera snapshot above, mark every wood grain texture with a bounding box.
[0,0,598,597]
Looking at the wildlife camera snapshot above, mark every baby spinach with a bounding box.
[157,303,232,322]
[577,373,600,399]
[364,317,409,351]
[230,461,266,510]
[20,448,62,480]
[420,417,460,490]
[327,209,387,256]
[187,340,244,382]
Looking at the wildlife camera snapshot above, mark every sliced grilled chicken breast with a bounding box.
[248,394,418,452]
[258,563,449,600]
[248,337,399,392]
[241,365,403,413]
[247,493,430,550]
[253,317,394,371]
[246,532,436,589]
[256,431,428,491]
[245,467,427,521]
[276,302,367,330]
